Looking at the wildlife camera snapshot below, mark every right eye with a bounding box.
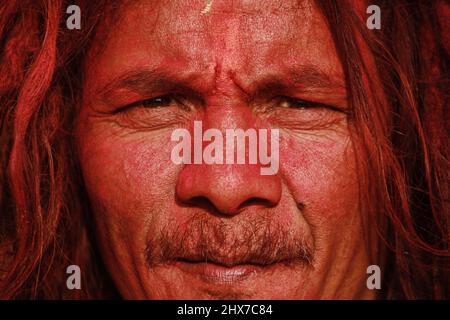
[139,95,174,108]
[119,95,175,111]
[112,94,194,130]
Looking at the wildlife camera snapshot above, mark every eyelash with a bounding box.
[140,96,174,108]
[113,95,177,114]
[278,96,343,113]
[125,95,174,109]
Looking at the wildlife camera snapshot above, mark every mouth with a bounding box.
[171,258,299,285]
[173,260,260,284]
[146,220,315,287]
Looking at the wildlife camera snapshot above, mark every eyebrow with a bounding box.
[96,64,347,104]
[97,69,200,104]
[291,65,346,90]
[246,66,346,98]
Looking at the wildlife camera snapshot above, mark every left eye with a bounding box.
[278,97,346,114]
[280,97,322,109]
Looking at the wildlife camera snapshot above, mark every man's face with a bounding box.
[77,0,374,299]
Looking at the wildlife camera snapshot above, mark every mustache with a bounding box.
[146,214,314,268]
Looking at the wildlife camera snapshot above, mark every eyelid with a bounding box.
[115,94,181,114]
[279,96,347,113]
[140,96,173,107]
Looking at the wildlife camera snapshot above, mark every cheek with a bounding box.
[279,131,359,222]
[77,125,179,223]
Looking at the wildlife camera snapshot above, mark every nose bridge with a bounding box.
[203,93,252,134]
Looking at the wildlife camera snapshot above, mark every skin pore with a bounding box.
[76,0,377,299]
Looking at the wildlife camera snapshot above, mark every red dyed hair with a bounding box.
[0,0,448,299]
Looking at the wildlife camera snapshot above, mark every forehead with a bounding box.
[86,0,343,92]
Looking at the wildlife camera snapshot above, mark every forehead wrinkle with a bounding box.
[150,1,315,64]
[204,0,311,15]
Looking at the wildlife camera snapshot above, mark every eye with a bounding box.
[114,95,182,114]
[279,97,313,109]
[279,97,341,112]
[264,96,348,129]
[112,94,192,129]
[136,95,174,108]
[141,96,173,108]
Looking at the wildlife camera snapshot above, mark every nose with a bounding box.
[176,163,282,216]
[175,75,282,216]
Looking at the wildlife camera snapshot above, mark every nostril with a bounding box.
[183,196,249,217]
[177,195,276,217]
[181,196,219,214]
[175,163,282,217]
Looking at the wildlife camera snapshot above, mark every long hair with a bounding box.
[0,0,448,299]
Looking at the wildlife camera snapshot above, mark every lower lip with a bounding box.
[174,261,262,284]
